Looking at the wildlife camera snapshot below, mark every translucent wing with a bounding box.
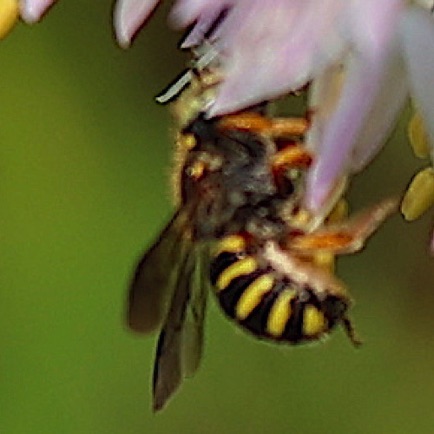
[181,246,210,377]
[152,244,210,412]
[127,209,193,333]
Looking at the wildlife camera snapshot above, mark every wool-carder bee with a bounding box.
[128,66,397,411]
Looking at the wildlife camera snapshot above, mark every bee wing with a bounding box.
[181,246,210,377]
[127,210,193,333]
[152,244,209,412]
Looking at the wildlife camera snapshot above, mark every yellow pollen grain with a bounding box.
[0,0,19,40]
[266,289,296,337]
[303,305,326,337]
[235,274,274,320]
[269,117,309,137]
[408,111,430,159]
[216,257,258,292]
[215,235,246,256]
[401,167,434,221]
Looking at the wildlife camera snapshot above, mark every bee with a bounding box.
[128,66,397,411]
[210,198,397,345]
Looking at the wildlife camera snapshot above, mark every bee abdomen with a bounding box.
[211,234,348,343]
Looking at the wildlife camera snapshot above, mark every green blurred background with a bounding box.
[1,2,434,433]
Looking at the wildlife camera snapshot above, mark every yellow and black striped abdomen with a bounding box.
[210,234,350,343]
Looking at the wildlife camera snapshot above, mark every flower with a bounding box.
[114,0,434,248]
[20,0,56,23]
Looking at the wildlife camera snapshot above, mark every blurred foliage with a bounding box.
[0,2,433,434]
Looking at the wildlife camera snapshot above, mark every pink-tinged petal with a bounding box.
[304,1,404,211]
[400,6,434,156]
[350,49,408,172]
[114,0,161,48]
[345,0,403,59]
[169,0,207,27]
[306,64,346,154]
[19,0,55,23]
[304,54,387,211]
[209,0,347,116]
[169,0,231,28]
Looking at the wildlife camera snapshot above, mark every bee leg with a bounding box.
[266,117,310,138]
[271,145,313,171]
[289,197,399,255]
[218,113,309,138]
[342,316,363,347]
[289,231,356,253]
[217,112,275,132]
[269,145,313,200]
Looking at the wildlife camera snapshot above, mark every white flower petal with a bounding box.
[169,0,207,27]
[169,0,230,28]
[19,0,55,23]
[209,0,347,116]
[304,54,387,211]
[400,6,434,157]
[114,0,160,48]
[345,0,402,59]
[306,64,346,154]
[350,49,408,172]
